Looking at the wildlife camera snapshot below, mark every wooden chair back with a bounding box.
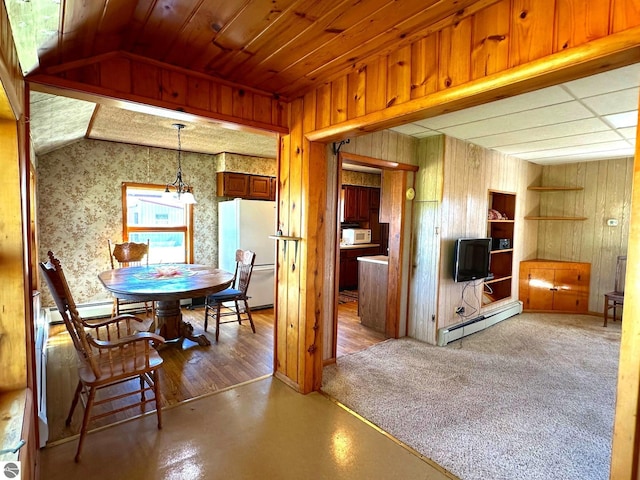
[108,240,149,268]
[615,255,627,294]
[234,249,256,295]
[39,252,101,376]
[39,253,84,354]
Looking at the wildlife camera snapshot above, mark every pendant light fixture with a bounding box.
[164,123,196,204]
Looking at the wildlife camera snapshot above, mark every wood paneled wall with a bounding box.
[276,97,325,393]
[0,0,23,119]
[0,119,28,390]
[28,52,288,135]
[278,0,640,388]
[305,0,640,142]
[408,136,444,343]
[339,130,418,165]
[535,158,634,315]
[0,0,28,392]
[422,137,542,343]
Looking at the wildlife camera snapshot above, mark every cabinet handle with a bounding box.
[550,287,558,291]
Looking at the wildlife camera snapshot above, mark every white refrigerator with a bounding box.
[218,198,276,309]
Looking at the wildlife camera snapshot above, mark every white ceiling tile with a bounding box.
[496,131,624,155]
[604,111,638,129]
[413,86,573,129]
[438,102,593,139]
[469,118,610,148]
[563,63,640,98]
[532,149,636,165]
[617,126,637,139]
[412,130,441,138]
[389,124,430,135]
[514,140,632,160]
[581,87,639,115]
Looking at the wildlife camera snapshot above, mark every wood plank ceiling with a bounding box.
[35,0,497,99]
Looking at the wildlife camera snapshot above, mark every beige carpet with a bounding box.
[322,313,621,480]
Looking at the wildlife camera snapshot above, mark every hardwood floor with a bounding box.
[336,301,387,357]
[45,301,385,444]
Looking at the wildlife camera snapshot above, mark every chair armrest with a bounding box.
[85,314,155,338]
[85,314,149,328]
[89,332,165,349]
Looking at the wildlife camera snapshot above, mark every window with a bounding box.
[122,183,194,264]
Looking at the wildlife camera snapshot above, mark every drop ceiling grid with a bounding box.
[390,63,640,164]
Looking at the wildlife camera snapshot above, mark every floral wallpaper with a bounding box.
[341,170,381,187]
[37,139,221,307]
[218,152,277,176]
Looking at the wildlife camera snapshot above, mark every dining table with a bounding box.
[98,264,234,348]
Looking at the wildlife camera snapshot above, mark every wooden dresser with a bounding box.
[519,260,590,313]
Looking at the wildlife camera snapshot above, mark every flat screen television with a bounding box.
[453,238,491,283]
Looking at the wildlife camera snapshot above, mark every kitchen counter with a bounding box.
[340,243,380,250]
[357,255,388,265]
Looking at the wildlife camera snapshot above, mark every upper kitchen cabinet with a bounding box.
[249,175,271,200]
[217,172,276,201]
[342,185,371,222]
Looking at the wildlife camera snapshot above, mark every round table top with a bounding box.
[98,264,235,302]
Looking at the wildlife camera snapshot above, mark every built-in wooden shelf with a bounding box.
[269,235,302,267]
[485,275,512,285]
[528,186,584,191]
[486,191,516,305]
[268,235,301,242]
[525,216,587,220]
[527,186,587,221]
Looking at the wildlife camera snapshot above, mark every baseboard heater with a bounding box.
[48,299,194,323]
[437,301,523,346]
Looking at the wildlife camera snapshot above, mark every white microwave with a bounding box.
[342,228,372,245]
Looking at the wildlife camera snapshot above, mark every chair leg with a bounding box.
[244,299,256,333]
[215,303,222,342]
[66,381,83,426]
[140,375,146,403]
[204,301,210,331]
[151,301,157,332]
[235,300,242,324]
[75,386,96,462]
[153,370,162,429]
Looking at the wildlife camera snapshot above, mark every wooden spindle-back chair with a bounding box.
[204,249,256,341]
[39,251,165,462]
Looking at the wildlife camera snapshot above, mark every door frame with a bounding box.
[329,151,418,361]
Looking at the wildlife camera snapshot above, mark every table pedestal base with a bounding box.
[155,300,211,347]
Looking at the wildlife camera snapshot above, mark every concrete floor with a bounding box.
[40,376,455,480]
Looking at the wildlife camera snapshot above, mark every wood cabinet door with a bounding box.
[357,187,370,220]
[218,172,248,196]
[339,253,358,290]
[527,268,555,310]
[249,175,271,199]
[343,186,359,222]
[552,268,580,311]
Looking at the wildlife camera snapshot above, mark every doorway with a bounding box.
[330,146,418,362]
